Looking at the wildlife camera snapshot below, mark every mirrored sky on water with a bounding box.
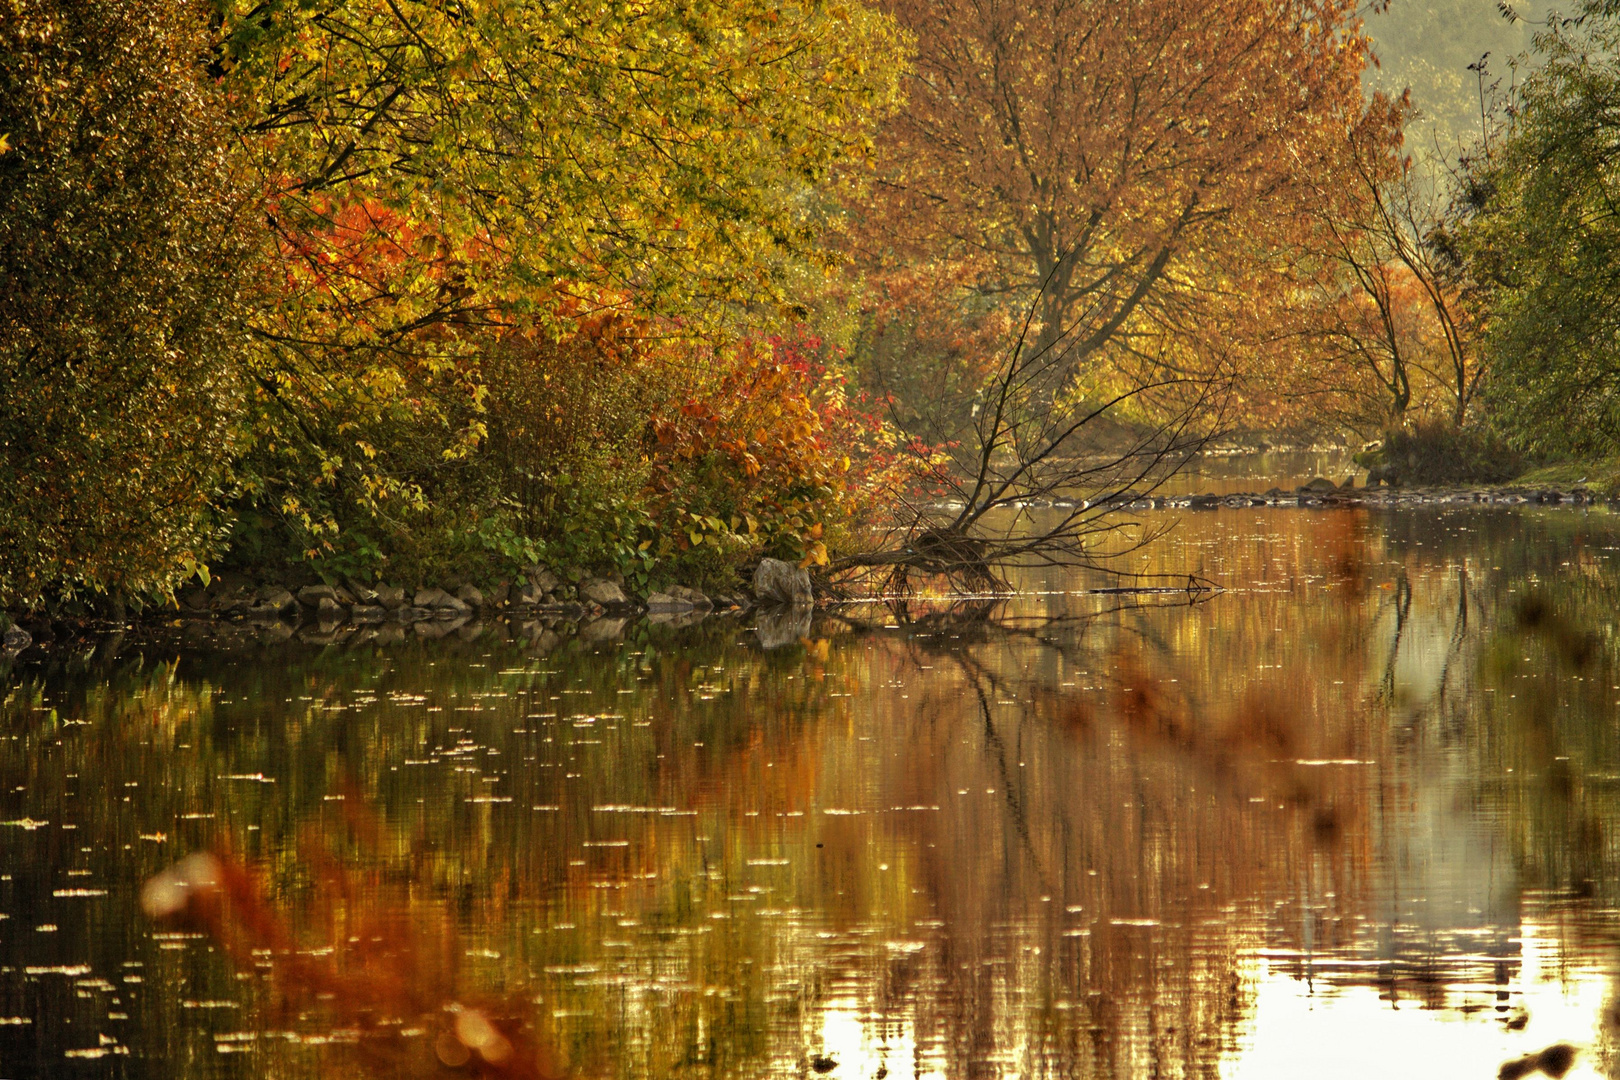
[6,505,1620,1078]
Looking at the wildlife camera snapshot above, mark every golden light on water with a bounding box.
[9,506,1620,1077]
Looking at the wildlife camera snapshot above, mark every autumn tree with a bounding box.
[832,0,1396,587]
[218,0,907,566]
[1296,115,1482,433]
[0,0,256,608]
[865,0,1388,401]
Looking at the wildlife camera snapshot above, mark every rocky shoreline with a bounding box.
[1122,478,1615,511]
[0,559,818,660]
[2,485,1610,660]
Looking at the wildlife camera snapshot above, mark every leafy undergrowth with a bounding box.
[1356,421,1522,486]
[1513,456,1620,498]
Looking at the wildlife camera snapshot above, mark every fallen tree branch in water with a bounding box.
[831,255,1229,595]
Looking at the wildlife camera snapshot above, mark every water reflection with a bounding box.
[5,507,1620,1077]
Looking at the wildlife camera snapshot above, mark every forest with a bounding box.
[3,0,1619,614]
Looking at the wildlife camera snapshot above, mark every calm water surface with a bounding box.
[5,507,1620,1078]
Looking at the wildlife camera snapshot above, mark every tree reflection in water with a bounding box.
[7,508,1620,1076]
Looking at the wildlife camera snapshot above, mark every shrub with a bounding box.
[1357,420,1522,486]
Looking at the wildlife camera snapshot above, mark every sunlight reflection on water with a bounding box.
[5,504,1620,1077]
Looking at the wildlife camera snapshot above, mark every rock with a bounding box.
[1,623,31,652]
[1188,494,1220,509]
[371,584,403,609]
[209,591,252,614]
[208,576,255,612]
[179,586,210,611]
[344,578,380,604]
[753,558,812,606]
[646,591,693,613]
[648,608,710,628]
[414,587,470,615]
[349,604,386,624]
[581,578,628,606]
[1366,463,1399,487]
[297,584,339,606]
[1297,477,1338,494]
[414,617,466,640]
[454,584,485,608]
[667,585,712,610]
[316,596,347,621]
[256,586,298,613]
[579,616,628,642]
[514,580,547,606]
[485,582,511,606]
[524,565,561,595]
[756,604,813,648]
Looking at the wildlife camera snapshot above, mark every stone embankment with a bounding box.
[0,559,817,658]
[1120,478,1613,511]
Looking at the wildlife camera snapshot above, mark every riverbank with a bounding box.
[1129,478,1615,510]
[0,553,839,659]
[6,481,1615,661]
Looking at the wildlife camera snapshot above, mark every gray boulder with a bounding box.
[646,591,692,613]
[297,584,339,606]
[256,585,294,610]
[755,604,813,648]
[344,578,380,604]
[454,584,485,608]
[579,616,628,642]
[753,558,812,606]
[350,605,386,624]
[523,564,560,594]
[581,578,628,606]
[1,623,31,652]
[414,587,470,616]
[375,584,406,609]
[208,576,255,612]
[667,585,712,610]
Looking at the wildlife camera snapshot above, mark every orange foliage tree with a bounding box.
[1290,130,1484,434]
[859,0,1401,422]
[644,329,914,575]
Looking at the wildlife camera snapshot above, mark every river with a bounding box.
[3,504,1619,1078]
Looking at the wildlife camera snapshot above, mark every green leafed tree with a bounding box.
[1455,0,1620,456]
[0,0,257,609]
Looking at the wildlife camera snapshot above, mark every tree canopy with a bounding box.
[0,0,256,608]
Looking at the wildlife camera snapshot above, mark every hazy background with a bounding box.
[1366,0,1564,156]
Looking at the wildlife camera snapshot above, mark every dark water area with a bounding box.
[6,507,1620,1078]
